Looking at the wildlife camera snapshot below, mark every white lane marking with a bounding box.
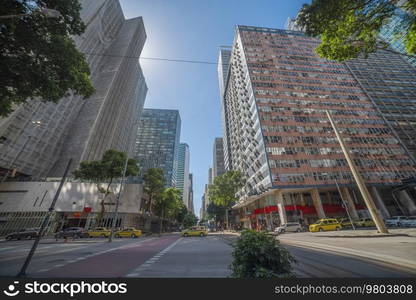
[125,237,183,277]
[34,237,155,274]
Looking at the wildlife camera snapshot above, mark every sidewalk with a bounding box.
[277,229,416,272]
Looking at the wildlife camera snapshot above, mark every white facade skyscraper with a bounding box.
[177,143,190,207]
[0,0,148,178]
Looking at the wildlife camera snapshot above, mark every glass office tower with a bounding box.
[135,109,181,187]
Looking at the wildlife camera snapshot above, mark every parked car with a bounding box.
[5,228,41,241]
[385,216,408,227]
[55,227,87,239]
[402,216,416,228]
[86,227,111,238]
[309,219,341,232]
[337,218,357,228]
[182,226,208,237]
[274,222,302,234]
[356,218,376,228]
[114,227,142,238]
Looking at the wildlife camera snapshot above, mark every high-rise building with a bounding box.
[213,137,225,179]
[188,173,194,213]
[345,50,416,160]
[135,109,181,187]
[177,143,190,207]
[379,9,416,68]
[0,0,148,178]
[217,46,233,171]
[222,25,416,228]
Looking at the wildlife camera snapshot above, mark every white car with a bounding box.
[385,216,408,227]
[274,222,302,234]
[402,216,416,228]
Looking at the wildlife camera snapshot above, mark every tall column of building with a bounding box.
[212,137,226,179]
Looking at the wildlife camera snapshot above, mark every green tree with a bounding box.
[73,149,139,222]
[175,203,189,224]
[0,0,94,117]
[154,187,182,235]
[206,202,226,225]
[143,168,165,214]
[296,0,416,61]
[208,170,245,229]
[230,230,295,278]
[183,212,198,228]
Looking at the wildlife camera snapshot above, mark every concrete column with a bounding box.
[299,193,306,206]
[311,188,326,219]
[341,187,359,219]
[399,190,416,215]
[371,186,391,219]
[326,191,332,204]
[275,190,287,225]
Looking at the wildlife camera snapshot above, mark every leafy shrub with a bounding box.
[229,230,295,278]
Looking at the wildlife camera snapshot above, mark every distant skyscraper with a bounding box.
[188,173,194,213]
[135,109,181,186]
[213,137,225,179]
[0,0,148,178]
[177,143,190,207]
[222,25,416,227]
[379,9,416,67]
[217,46,233,171]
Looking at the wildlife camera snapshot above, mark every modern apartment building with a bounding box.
[212,137,226,179]
[135,109,181,187]
[177,143,190,207]
[0,0,148,178]
[222,25,416,229]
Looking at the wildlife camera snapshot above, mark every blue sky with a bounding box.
[119,0,307,217]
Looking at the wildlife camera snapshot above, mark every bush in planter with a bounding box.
[229,230,296,278]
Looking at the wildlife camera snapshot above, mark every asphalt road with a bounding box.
[0,233,233,278]
[0,233,414,278]
[287,245,416,278]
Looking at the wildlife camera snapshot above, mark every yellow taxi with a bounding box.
[86,227,111,238]
[309,218,341,232]
[356,218,375,227]
[182,226,208,237]
[114,227,142,238]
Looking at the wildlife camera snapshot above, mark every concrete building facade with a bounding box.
[222,26,416,229]
[134,109,181,187]
[0,181,147,236]
[0,0,148,178]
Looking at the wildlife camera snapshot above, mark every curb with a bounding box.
[314,233,411,238]
[280,239,416,272]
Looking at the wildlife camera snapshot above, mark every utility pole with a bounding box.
[17,159,72,277]
[326,110,388,233]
